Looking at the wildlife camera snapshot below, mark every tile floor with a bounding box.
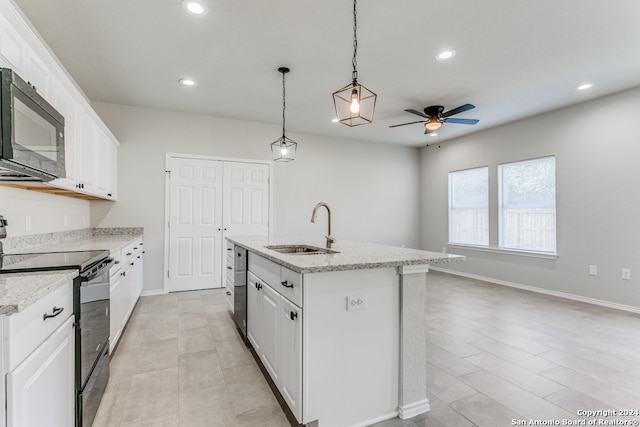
[93,271,640,427]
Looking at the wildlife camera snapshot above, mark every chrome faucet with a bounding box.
[310,202,335,248]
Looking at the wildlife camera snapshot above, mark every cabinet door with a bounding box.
[78,110,98,192]
[50,79,79,189]
[247,272,262,353]
[260,283,280,383]
[107,139,118,199]
[279,297,303,422]
[6,317,75,427]
[110,272,125,351]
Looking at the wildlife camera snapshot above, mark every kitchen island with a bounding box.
[226,236,464,427]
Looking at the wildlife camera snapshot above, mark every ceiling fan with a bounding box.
[389,104,479,134]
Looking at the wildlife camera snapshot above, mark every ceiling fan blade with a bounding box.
[442,104,475,117]
[405,109,430,118]
[443,118,479,125]
[389,120,426,128]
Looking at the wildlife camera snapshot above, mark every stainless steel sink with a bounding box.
[265,244,339,255]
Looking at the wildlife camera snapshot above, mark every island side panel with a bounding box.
[398,265,430,418]
[303,267,400,427]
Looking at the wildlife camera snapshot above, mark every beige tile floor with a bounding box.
[94,271,640,427]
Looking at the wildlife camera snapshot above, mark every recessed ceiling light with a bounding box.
[182,0,207,15]
[576,83,593,91]
[436,50,456,60]
[180,78,196,86]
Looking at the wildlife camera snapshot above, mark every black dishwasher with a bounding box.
[232,246,248,337]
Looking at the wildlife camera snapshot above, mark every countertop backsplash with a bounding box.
[2,227,143,253]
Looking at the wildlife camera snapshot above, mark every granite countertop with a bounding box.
[0,270,78,315]
[15,234,143,254]
[0,229,143,315]
[226,236,465,274]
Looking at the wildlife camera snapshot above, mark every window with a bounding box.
[448,167,489,246]
[499,156,556,253]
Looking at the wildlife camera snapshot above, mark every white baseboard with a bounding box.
[140,289,166,297]
[429,266,640,314]
[398,399,430,420]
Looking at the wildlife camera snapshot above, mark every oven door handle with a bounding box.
[80,258,115,283]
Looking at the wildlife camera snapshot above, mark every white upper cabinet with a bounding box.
[0,0,119,201]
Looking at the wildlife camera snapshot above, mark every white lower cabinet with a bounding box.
[259,282,280,383]
[247,268,302,422]
[110,237,144,352]
[6,316,75,427]
[2,279,75,427]
[277,297,302,420]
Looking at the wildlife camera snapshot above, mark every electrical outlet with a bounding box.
[25,216,31,232]
[347,294,367,311]
[588,265,597,276]
[622,268,631,280]
[63,214,68,227]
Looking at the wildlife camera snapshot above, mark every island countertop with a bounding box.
[226,236,464,274]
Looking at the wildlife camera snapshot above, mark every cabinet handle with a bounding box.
[226,291,231,296]
[43,306,64,321]
[256,283,262,290]
[134,247,138,250]
[126,252,132,256]
[290,311,298,321]
[130,262,135,266]
[122,271,126,277]
[281,280,293,288]
[114,260,121,264]
[107,193,112,197]
[143,251,145,254]
[227,266,233,270]
[137,255,141,259]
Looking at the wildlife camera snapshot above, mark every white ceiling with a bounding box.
[12,0,640,147]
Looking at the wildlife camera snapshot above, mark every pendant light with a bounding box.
[271,67,297,162]
[332,0,377,127]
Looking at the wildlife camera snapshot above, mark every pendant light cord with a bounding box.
[352,0,358,82]
[282,70,286,138]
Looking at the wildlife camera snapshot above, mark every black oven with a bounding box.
[0,67,66,181]
[76,256,112,427]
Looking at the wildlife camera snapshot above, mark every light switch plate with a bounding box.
[588,265,597,276]
[347,294,367,311]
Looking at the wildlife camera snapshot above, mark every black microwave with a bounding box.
[0,68,65,182]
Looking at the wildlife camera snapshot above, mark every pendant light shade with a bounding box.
[271,67,297,162]
[332,0,377,127]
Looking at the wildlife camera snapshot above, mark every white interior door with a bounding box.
[223,161,270,237]
[168,157,223,292]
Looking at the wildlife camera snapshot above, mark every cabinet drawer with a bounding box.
[280,266,302,307]
[248,254,280,289]
[226,260,234,283]
[4,280,74,371]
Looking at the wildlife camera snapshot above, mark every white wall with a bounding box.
[90,102,421,293]
[420,86,640,310]
[0,186,90,237]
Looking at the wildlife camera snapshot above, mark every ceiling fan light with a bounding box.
[424,118,442,131]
